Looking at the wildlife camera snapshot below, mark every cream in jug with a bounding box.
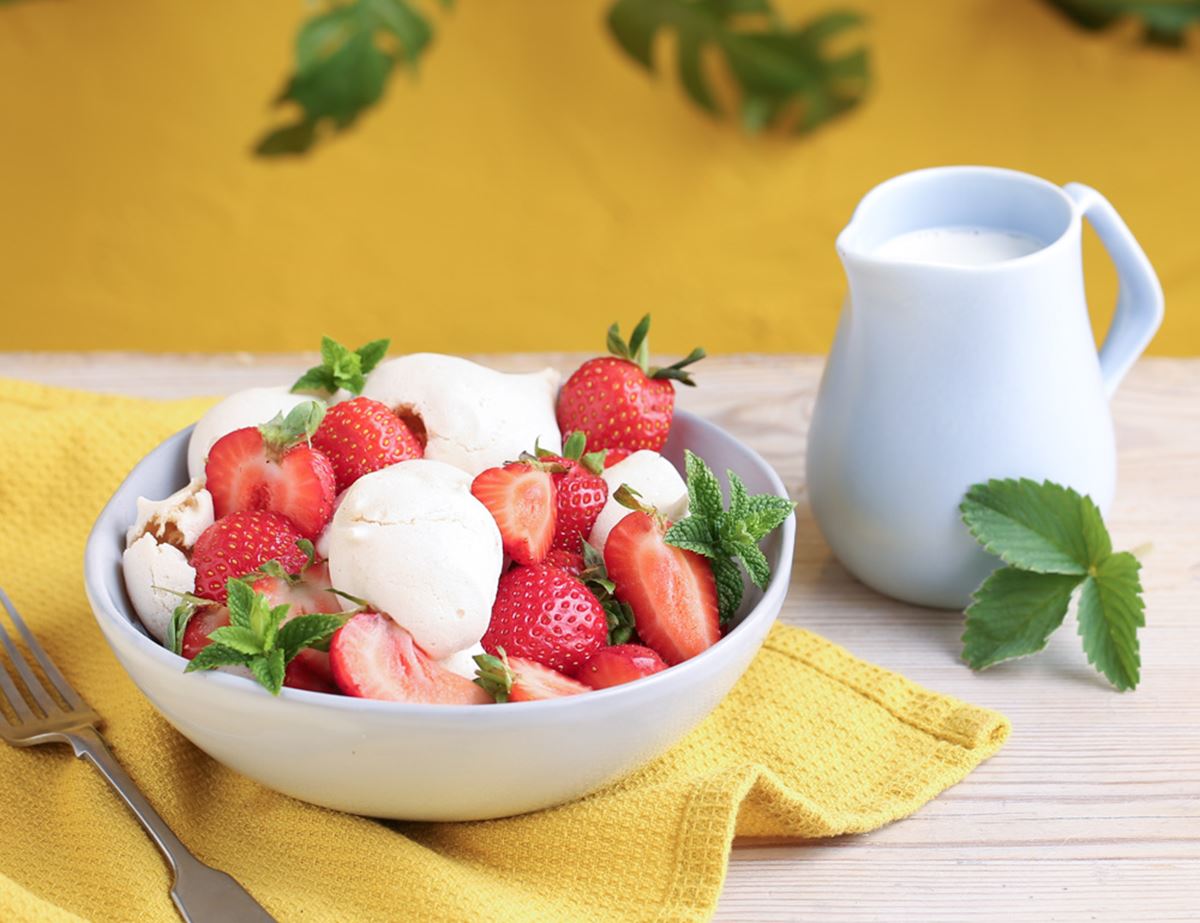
[806,166,1163,608]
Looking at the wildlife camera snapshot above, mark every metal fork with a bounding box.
[0,588,276,923]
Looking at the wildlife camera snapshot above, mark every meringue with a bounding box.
[186,386,317,480]
[122,533,194,644]
[125,477,214,551]
[326,459,503,660]
[361,353,561,476]
[439,642,485,681]
[588,451,690,551]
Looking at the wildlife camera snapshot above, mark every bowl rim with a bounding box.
[84,409,795,717]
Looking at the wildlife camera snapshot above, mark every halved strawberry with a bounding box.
[205,402,336,539]
[181,603,231,661]
[603,510,720,665]
[576,644,668,689]
[311,396,423,493]
[474,650,590,702]
[470,463,556,565]
[191,510,309,603]
[329,612,489,704]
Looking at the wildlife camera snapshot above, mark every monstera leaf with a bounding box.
[1045,0,1200,45]
[606,0,869,132]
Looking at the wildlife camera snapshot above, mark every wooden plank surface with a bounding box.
[4,352,1198,922]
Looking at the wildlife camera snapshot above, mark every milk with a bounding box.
[873,226,1044,267]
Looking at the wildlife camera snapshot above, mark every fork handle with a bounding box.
[66,727,277,923]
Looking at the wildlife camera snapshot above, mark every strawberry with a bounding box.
[533,431,609,554]
[191,510,309,603]
[603,448,632,468]
[181,603,231,661]
[556,315,704,453]
[543,548,585,576]
[470,462,557,565]
[481,564,607,674]
[474,649,589,702]
[329,612,489,704]
[603,497,720,665]
[311,396,423,493]
[252,559,343,694]
[576,644,668,689]
[205,401,336,539]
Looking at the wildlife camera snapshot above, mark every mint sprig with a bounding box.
[184,578,347,695]
[663,450,795,623]
[961,478,1146,691]
[291,336,390,397]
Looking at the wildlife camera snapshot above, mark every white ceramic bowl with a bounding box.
[84,411,795,821]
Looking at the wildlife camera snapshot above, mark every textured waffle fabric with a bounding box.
[0,379,1009,922]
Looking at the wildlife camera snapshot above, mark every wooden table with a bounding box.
[5,352,1198,922]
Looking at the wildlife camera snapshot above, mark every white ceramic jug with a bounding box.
[806,166,1164,608]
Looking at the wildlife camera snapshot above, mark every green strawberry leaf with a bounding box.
[473,649,514,703]
[962,567,1082,670]
[961,478,1110,575]
[1077,552,1144,691]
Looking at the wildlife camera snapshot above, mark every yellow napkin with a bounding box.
[0,379,1009,923]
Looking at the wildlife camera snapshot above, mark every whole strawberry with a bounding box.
[312,396,424,492]
[556,315,704,453]
[191,510,309,603]
[481,564,607,675]
[533,431,609,554]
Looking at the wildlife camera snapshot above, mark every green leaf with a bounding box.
[962,568,1081,670]
[279,613,348,663]
[1045,0,1200,46]
[355,338,391,374]
[742,494,796,541]
[473,650,513,703]
[734,541,771,589]
[603,599,638,646]
[225,579,256,631]
[260,401,326,449]
[1077,552,1144,691]
[961,479,1110,575]
[663,516,716,557]
[185,643,253,673]
[166,597,201,656]
[289,366,337,396]
[683,450,725,520]
[728,470,750,518]
[258,0,439,156]
[250,649,287,695]
[606,0,870,135]
[206,625,266,656]
[710,556,744,625]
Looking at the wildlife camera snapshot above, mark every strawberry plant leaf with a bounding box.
[474,649,514,703]
[257,0,438,156]
[1077,551,1144,691]
[961,479,1109,575]
[962,568,1081,670]
[607,0,869,134]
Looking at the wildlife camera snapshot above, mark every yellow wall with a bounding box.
[1,0,1197,355]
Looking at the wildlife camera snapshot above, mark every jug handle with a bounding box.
[1063,183,1164,398]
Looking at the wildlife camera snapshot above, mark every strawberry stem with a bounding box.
[473,648,515,702]
[604,314,704,385]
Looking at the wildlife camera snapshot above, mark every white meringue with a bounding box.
[361,353,561,476]
[125,477,214,551]
[122,533,195,644]
[588,451,690,552]
[186,386,317,480]
[326,459,503,660]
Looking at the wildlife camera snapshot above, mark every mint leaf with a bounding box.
[250,649,287,695]
[226,579,256,630]
[1077,552,1144,691]
[279,613,347,662]
[206,626,265,656]
[291,336,390,396]
[665,450,794,622]
[185,643,253,673]
[710,556,745,623]
[962,568,1081,670]
[961,479,1110,575]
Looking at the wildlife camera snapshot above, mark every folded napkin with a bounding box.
[0,379,1009,923]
